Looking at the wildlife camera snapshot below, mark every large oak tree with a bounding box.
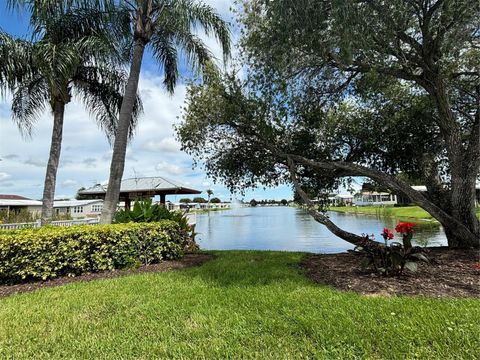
[177,0,480,248]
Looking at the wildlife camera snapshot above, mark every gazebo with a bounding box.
[78,177,201,210]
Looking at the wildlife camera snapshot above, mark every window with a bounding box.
[91,204,103,212]
[73,206,84,213]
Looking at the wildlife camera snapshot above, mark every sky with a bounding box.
[0,0,296,202]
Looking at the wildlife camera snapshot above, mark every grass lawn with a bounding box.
[329,205,480,222]
[1,251,479,359]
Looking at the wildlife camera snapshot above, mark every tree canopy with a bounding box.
[177,0,480,248]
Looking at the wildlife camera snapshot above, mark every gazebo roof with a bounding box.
[79,176,201,199]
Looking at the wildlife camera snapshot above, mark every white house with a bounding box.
[53,199,104,219]
[0,195,42,217]
[166,202,231,211]
[333,194,354,206]
[354,192,397,206]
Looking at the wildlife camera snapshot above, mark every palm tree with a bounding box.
[0,4,141,224]
[100,0,230,224]
[206,189,213,207]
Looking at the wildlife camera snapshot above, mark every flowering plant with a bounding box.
[354,224,429,276]
[395,222,416,249]
[381,227,394,245]
[395,222,415,234]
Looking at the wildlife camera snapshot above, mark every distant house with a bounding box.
[396,185,480,206]
[166,202,231,211]
[53,199,104,219]
[0,194,42,216]
[354,192,397,206]
[333,194,354,206]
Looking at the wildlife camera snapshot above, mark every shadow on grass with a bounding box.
[175,250,309,288]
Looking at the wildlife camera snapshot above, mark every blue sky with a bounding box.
[0,1,298,202]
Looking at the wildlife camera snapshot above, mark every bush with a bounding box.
[114,199,198,252]
[0,209,39,224]
[0,221,183,283]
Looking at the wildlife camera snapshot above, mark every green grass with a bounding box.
[330,205,480,222]
[1,251,478,359]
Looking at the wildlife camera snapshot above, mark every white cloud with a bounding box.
[82,158,97,168]
[0,172,11,182]
[24,158,46,167]
[61,179,78,187]
[155,161,187,176]
[143,137,180,153]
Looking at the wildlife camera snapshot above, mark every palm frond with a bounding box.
[10,75,49,137]
[0,30,35,96]
[158,0,231,61]
[8,1,116,24]
[72,65,143,143]
[150,32,179,93]
[148,0,230,91]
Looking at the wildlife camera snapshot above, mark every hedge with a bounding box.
[0,221,183,283]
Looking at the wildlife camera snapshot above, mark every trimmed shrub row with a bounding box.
[0,221,183,283]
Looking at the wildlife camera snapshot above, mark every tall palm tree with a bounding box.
[100,0,230,223]
[206,189,213,207]
[0,4,141,224]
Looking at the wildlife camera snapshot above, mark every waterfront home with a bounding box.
[333,194,354,206]
[0,194,42,217]
[166,202,231,211]
[53,199,104,219]
[395,185,480,206]
[353,192,397,206]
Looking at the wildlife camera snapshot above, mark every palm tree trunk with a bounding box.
[100,38,146,224]
[40,99,65,225]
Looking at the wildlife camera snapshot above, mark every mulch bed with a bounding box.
[302,247,480,297]
[0,253,214,299]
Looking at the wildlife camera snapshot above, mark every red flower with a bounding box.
[381,227,394,240]
[395,222,416,234]
[473,263,480,270]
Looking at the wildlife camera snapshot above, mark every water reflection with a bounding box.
[195,207,447,253]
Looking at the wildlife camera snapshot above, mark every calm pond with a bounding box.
[195,206,447,253]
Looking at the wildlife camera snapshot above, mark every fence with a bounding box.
[0,213,196,230]
[0,218,99,230]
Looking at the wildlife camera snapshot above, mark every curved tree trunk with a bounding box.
[287,157,371,247]
[286,154,480,248]
[100,38,146,224]
[40,99,65,225]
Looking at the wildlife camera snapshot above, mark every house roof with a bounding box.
[335,194,354,199]
[411,185,427,192]
[357,191,392,196]
[0,199,42,207]
[53,199,103,208]
[79,176,201,198]
[0,194,32,200]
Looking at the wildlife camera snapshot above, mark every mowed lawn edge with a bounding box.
[329,205,480,222]
[0,251,478,359]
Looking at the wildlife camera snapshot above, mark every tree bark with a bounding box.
[425,78,480,246]
[40,99,65,225]
[100,38,146,224]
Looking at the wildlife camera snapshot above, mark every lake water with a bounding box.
[195,206,448,253]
